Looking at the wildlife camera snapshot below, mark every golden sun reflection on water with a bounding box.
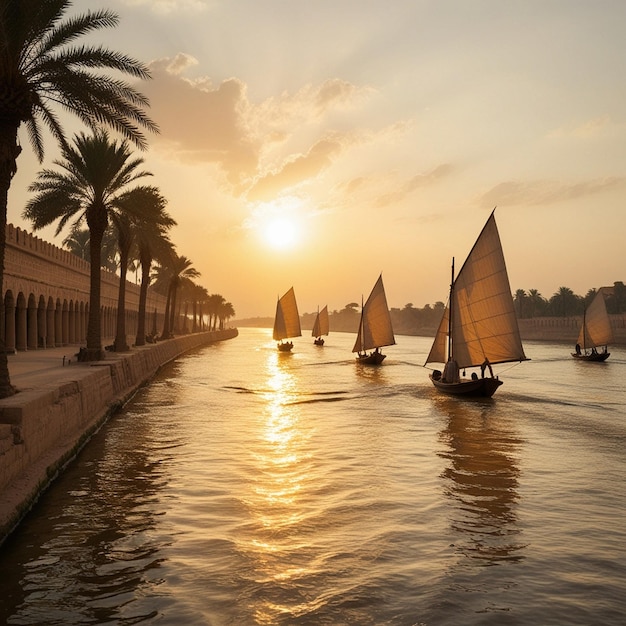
[241,351,319,624]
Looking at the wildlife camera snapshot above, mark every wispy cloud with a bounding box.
[548,115,613,139]
[375,164,454,208]
[122,0,212,15]
[479,177,626,208]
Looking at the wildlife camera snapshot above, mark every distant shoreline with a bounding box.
[233,316,626,346]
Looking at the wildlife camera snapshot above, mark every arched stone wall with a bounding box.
[2,224,168,352]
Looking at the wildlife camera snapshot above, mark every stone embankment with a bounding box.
[0,328,238,545]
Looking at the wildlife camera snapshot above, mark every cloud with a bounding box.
[144,54,259,184]
[374,163,454,208]
[246,137,346,202]
[144,55,376,196]
[548,115,613,139]
[122,0,212,15]
[479,177,626,208]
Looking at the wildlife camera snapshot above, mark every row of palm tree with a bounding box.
[513,282,626,318]
[0,1,233,398]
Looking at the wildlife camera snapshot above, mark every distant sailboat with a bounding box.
[352,275,395,365]
[425,211,528,397]
[572,288,612,361]
[312,305,329,345]
[273,287,301,352]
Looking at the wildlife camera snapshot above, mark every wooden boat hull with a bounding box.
[314,338,325,346]
[571,352,610,362]
[277,341,293,352]
[430,374,502,398]
[356,351,386,365]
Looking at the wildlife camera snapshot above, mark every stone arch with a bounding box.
[47,296,56,348]
[15,292,27,351]
[4,290,16,353]
[37,294,47,348]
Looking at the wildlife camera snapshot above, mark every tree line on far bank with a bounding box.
[237,280,626,335]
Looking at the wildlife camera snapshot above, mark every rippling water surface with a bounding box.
[1,328,625,625]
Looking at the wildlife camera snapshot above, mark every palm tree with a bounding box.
[218,301,235,330]
[110,187,173,351]
[23,131,155,360]
[206,294,226,331]
[63,227,91,261]
[550,286,578,317]
[526,289,545,318]
[513,289,527,318]
[0,1,157,396]
[63,226,119,271]
[166,255,200,337]
[134,218,175,347]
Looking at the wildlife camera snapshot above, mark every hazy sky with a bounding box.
[8,0,626,318]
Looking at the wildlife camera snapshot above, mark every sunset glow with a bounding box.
[9,1,626,319]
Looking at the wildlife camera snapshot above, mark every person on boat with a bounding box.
[481,358,494,378]
[442,359,460,383]
[575,343,581,355]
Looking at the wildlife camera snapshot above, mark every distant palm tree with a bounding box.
[156,253,200,339]
[134,220,176,347]
[0,0,157,396]
[24,131,155,359]
[206,294,226,331]
[218,301,235,329]
[110,188,173,351]
[514,289,527,318]
[526,289,545,318]
[63,226,120,271]
[63,227,91,261]
[550,286,578,317]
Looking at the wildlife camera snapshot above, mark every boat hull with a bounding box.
[430,374,502,398]
[314,338,325,346]
[571,352,610,362]
[277,341,293,352]
[356,351,386,365]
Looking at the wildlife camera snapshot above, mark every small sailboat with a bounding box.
[572,288,612,361]
[352,274,396,365]
[273,287,301,352]
[312,305,329,345]
[425,211,528,397]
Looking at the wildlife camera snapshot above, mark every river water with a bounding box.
[0,327,624,625]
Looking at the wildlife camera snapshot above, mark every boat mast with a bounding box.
[448,257,455,361]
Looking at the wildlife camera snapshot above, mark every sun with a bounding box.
[263,217,300,250]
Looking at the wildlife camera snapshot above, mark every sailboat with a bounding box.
[571,288,612,361]
[425,211,528,397]
[273,287,301,352]
[352,274,396,365]
[312,305,329,345]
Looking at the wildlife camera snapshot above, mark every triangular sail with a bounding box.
[273,287,302,341]
[352,275,396,353]
[425,212,527,368]
[578,288,613,349]
[312,305,329,337]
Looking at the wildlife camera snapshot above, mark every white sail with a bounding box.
[273,287,302,341]
[312,305,329,337]
[425,212,527,369]
[578,288,613,349]
[352,275,396,353]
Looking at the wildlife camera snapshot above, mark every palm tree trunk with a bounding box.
[0,123,20,397]
[135,252,152,346]
[83,220,106,361]
[160,284,172,340]
[114,240,131,351]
